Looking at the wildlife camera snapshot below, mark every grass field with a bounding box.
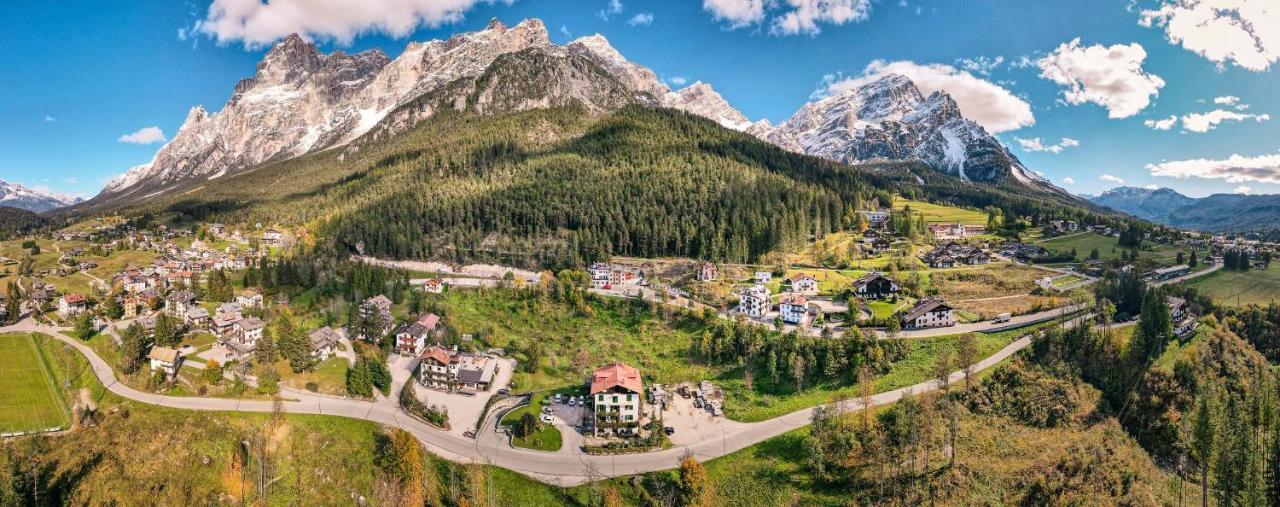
[499,391,565,451]
[1187,264,1280,307]
[0,333,71,433]
[892,197,988,225]
[1036,232,1201,270]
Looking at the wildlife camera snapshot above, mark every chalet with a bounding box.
[308,326,341,361]
[738,284,771,318]
[422,278,444,294]
[394,313,440,357]
[213,303,242,336]
[1169,297,1198,338]
[851,272,899,300]
[417,345,455,390]
[857,210,891,228]
[779,294,809,325]
[787,273,819,294]
[900,298,956,329]
[589,263,612,288]
[148,346,183,380]
[921,242,991,268]
[58,293,87,318]
[697,262,718,282]
[754,271,772,284]
[590,362,644,436]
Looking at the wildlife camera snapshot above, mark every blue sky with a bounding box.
[2,0,1278,199]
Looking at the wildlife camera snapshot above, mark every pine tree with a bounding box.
[255,326,278,365]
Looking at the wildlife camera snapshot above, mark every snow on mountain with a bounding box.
[93,19,759,207]
[755,73,1061,193]
[0,179,83,212]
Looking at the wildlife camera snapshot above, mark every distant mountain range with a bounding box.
[77,18,1069,211]
[0,179,82,212]
[1090,186,1280,232]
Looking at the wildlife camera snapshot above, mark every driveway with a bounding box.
[397,355,516,435]
[660,394,748,447]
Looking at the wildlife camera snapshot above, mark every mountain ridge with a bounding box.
[1090,186,1280,232]
[0,179,83,212]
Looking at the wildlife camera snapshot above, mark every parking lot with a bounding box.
[542,394,587,453]
[657,391,747,446]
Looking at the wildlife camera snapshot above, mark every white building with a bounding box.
[697,263,718,282]
[900,298,956,329]
[148,346,183,380]
[738,284,771,318]
[590,362,644,436]
[788,273,819,294]
[779,294,809,325]
[753,271,772,284]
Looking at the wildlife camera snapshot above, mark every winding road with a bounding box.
[1,313,1089,486]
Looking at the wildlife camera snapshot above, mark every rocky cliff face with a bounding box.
[92,18,751,208]
[754,73,1061,193]
[0,179,82,212]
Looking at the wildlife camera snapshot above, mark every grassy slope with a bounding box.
[1036,232,1203,270]
[892,197,988,225]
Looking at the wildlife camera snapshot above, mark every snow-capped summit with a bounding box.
[757,73,1058,192]
[663,82,752,131]
[0,179,83,212]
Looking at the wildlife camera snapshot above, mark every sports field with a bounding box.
[0,333,70,434]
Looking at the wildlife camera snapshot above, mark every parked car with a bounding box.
[463,430,476,439]
[540,414,554,424]
[541,406,553,414]
[663,426,675,436]
[553,394,563,404]
[497,388,510,395]
[567,397,576,406]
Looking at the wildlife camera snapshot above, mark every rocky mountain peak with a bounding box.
[568,34,667,97]
[663,81,751,130]
[0,178,83,212]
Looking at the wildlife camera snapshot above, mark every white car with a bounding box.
[540,414,554,424]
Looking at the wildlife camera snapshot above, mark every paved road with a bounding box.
[0,312,1088,486]
[1153,263,1221,287]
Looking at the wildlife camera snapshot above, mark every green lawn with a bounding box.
[892,197,988,225]
[0,332,71,433]
[1036,232,1200,269]
[1187,264,1280,307]
[500,391,565,451]
[277,356,351,395]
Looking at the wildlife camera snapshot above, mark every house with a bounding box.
[58,293,87,318]
[417,345,455,390]
[394,313,440,357]
[738,284,771,318]
[262,228,283,246]
[184,305,210,329]
[788,273,819,294]
[590,362,644,436]
[234,317,265,348]
[148,346,183,380]
[589,263,612,288]
[753,271,773,284]
[213,303,242,336]
[858,210,891,228]
[900,298,956,329]
[851,272,899,300]
[1169,297,1198,338]
[165,291,196,319]
[697,262,718,282]
[308,326,341,361]
[236,289,264,308]
[422,278,443,294]
[415,345,498,393]
[357,295,395,341]
[779,294,809,325]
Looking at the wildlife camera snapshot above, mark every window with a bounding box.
[613,395,618,403]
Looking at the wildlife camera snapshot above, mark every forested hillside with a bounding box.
[0,206,49,240]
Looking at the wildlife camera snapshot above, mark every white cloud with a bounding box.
[669,76,688,86]
[955,55,1005,76]
[627,13,654,26]
[1139,0,1280,72]
[194,0,501,48]
[1147,153,1280,184]
[1014,137,1080,154]
[598,0,623,21]
[44,115,55,123]
[1062,177,1076,184]
[1145,115,1178,130]
[1100,174,1126,184]
[118,126,167,145]
[559,24,571,38]
[703,0,873,35]
[1235,185,1253,194]
[1037,38,1165,119]
[1214,95,1240,105]
[770,0,874,36]
[703,0,765,28]
[1180,109,1270,132]
[814,60,1034,133]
